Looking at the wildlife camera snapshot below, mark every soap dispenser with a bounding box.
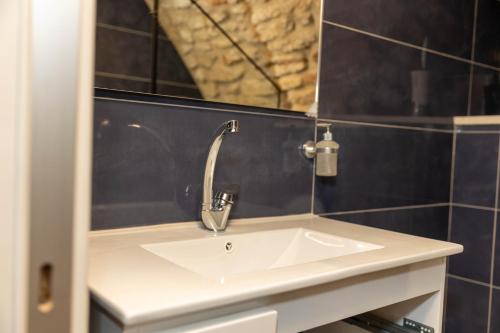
[315,123,339,177]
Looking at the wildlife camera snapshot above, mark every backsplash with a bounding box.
[315,0,458,239]
[314,123,452,213]
[92,90,314,229]
[314,122,453,245]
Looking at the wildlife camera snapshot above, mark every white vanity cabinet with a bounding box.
[90,257,448,333]
[88,216,461,333]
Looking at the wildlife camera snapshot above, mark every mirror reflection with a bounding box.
[95,0,321,112]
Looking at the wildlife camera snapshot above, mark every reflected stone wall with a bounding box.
[146,0,320,111]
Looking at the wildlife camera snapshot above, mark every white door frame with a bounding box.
[0,1,31,332]
[0,0,95,332]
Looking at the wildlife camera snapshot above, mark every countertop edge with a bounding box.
[121,246,462,326]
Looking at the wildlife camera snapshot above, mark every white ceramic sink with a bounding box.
[141,228,383,280]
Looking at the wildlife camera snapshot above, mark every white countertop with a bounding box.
[88,214,462,326]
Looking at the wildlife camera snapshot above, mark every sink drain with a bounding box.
[224,241,233,253]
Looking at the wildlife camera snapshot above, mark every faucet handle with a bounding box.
[214,191,235,204]
[212,191,236,211]
[213,184,239,209]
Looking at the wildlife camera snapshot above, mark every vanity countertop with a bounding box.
[88,214,462,326]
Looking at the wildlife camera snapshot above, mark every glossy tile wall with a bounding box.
[95,0,201,98]
[445,125,500,333]
[314,122,453,243]
[315,2,499,332]
[314,123,452,212]
[92,90,314,229]
[319,0,500,120]
[315,0,456,242]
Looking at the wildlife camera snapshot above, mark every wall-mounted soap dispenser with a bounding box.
[302,123,340,176]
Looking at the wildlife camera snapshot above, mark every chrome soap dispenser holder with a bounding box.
[301,123,340,177]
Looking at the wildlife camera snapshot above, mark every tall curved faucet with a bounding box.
[201,120,240,232]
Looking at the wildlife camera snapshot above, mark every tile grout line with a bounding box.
[310,0,323,215]
[466,64,474,116]
[322,20,500,73]
[457,130,500,135]
[470,0,479,65]
[448,274,491,288]
[98,23,150,38]
[96,22,170,41]
[310,118,317,214]
[317,118,453,134]
[452,202,496,212]
[96,71,151,83]
[443,130,457,333]
[96,71,200,90]
[448,274,500,290]
[319,203,449,216]
[466,0,479,116]
[487,135,500,333]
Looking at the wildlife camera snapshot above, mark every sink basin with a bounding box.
[141,228,383,280]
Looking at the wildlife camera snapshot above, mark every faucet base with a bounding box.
[201,205,233,232]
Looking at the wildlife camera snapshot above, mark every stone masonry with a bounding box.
[145,0,320,112]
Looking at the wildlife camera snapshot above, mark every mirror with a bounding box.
[95,0,322,112]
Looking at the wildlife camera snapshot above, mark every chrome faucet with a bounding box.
[201,120,240,232]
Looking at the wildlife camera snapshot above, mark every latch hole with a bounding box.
[37,263,54,313]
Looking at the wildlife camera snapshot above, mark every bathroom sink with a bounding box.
[141,228,383,280]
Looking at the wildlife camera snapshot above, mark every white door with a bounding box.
[0,0,95,332]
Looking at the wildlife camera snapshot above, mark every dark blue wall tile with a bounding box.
[97,0,152,33]
[449,207,494,283]
[156,39,202,98]
[95,76,151,93]
[314,123,452,213]
[495,213,500,286]
[323,0,474,59]
[157,40,197,85]
[475,0,500,68]
[318,25,470,121]
[92,97,314,229]
[491,289,500,333]
[329,206,449,241]
[445,277,489,333]
[95,26,151,79]
[453,133,499,207]
[470,67,500,116]
[94,2,201,97]
[156,82,203,99]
